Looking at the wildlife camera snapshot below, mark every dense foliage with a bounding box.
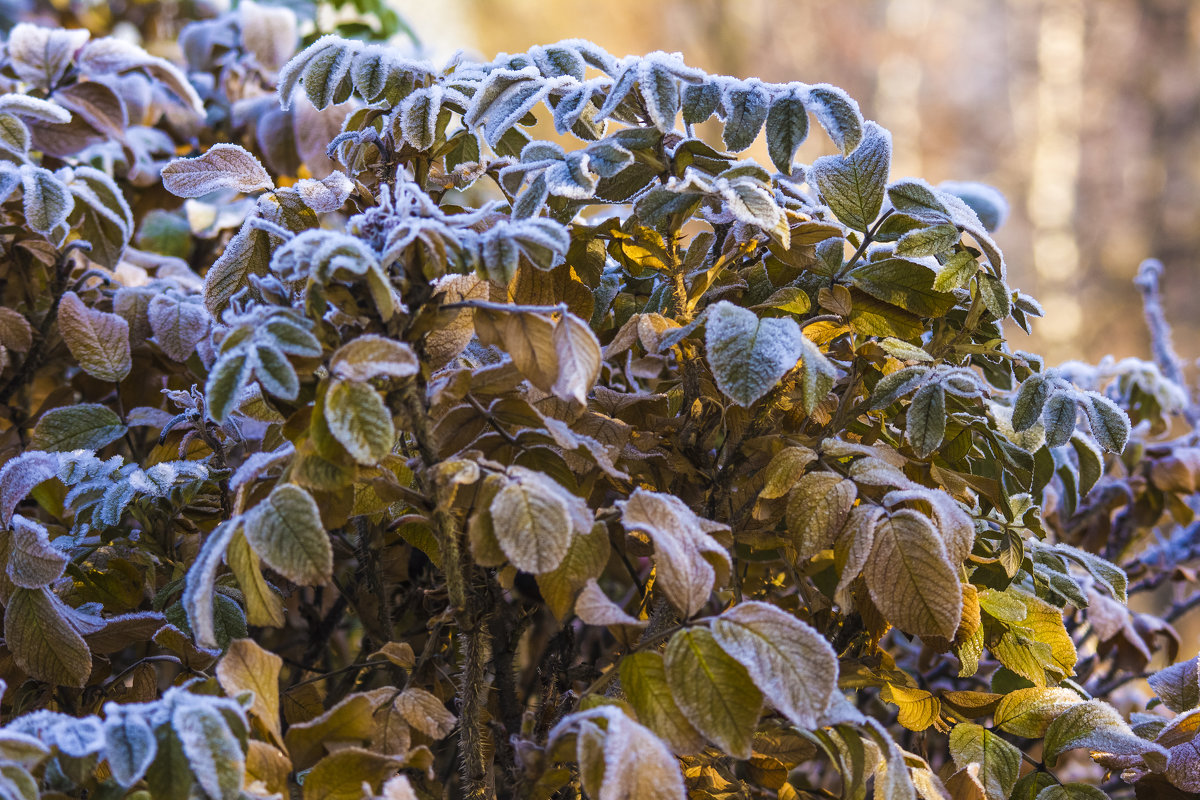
[0,10,1197,800]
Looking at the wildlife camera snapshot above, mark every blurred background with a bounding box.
[19,0,1200,369]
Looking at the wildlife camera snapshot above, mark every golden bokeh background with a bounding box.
[404,0,1200,371]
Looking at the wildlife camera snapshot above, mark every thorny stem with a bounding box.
[395,377,493,798]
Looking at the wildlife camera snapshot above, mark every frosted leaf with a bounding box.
[1147,656,1200,714]
[171,701,245,800]
[887,178,951,223]
[834,505,882,598]
[1042,391,1077,448]
[5,586,93,688]
[238,0,297,74]
[76,36,204,114]
[530,43,586,80]
[575,579,644,628]
[764,88,808,174]
[56,291,131,382]
[182,521,238,649]
[543,153,598,199]
[0,94,72,124]
[1082,391,1130,454]
[551,312,601,406]
[244,484,332,585]
[864,509,962,639]
[705,300,804,407]
[848,455,918,489]
[906,382,947,458]
[785,471,856,561]
[808,121,891,233]
[552,82,599,134]
[710,601,837,729]
[148,293,209,362]
[323,379,394,465]
[993,687,1084,738]
[464,67,549,148]
[6,25,89,90]
[490,468,573,574]
[394,688,457,740]
[682,80,721,125]
[870,366,931,410]
[1044,700,1167,769]
[103,710,156,787]
[8,514,68,588]
[0,451,59,526]
[715,175,783,237]
[162,144,274,198]
[721,80,769,152]
[617,488,730,618]
[294,171,353,213]
[805,83,863,154]
[230,442,296,495]
[0,307,32,352]
[947,722,1020,800]
[51,715,103,757]
[250,343,299,400]
[19,164,74,236]
[594,59,639,121]
[30,403,125,453]
[549,706,685,800]
[639,58,681,132]
[397,86,444,151]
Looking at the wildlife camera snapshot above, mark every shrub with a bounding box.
[0,11,1197,800]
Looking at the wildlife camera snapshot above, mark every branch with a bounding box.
[1134,259,1199,426]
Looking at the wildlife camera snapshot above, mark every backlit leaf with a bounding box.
[710,601,837,729]
[664,627,762,759]
[808,121,891,232]
[244,484,333,586]
[864,509,962,639]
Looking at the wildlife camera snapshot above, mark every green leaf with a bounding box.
[205,351,252,423]
[895,222,960,257]
[664,627,762,759]
[933,251,980,292]
[863,509,961,639]
[30,403,126,452]
[20,164,74,236]
[203,223,272,316]
[323,379,394,465]
[805,84,863,153]
[993,687,1084,738]
[682,81,720,124]
[765,89,808,173]
[808,121,891,232]
[887,179,950,223]
[56,291,131,382]
[722,82,769,152]
[619,651,705,754]
[947,722,1020,800]
[5,586,92,688]
[710,601,837,729]
[244,484,333,586]
[536,523,610,621]
[1012,373,1049,432]
[705,300,805,407]
[849,259,957,318]
[906,382,946,458]
[1083,391,1130,454]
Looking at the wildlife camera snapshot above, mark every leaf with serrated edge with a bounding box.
[619,651,705,754]
[993,688,1083,738]
[711,601,837,729]
[57,291,131,382]
[1043,700,1167,769]
[217,638,283,746]
[5,586,91,687]
[244,484,333,586]
[808,121,891,232]
[864,509,962,639]
[664,627,762,759]
[162,144,274,197]
[785,472,856,563]
[948,722,1020,800]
